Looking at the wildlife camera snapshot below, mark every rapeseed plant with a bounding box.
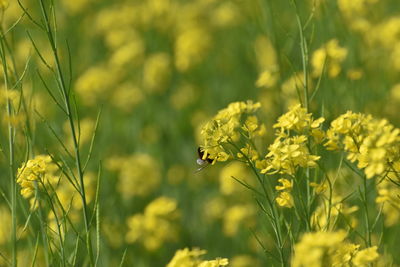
[1,0,400,266]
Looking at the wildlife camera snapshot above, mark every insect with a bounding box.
[196,147,213,172]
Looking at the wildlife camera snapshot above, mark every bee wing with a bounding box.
[195,158,210,173]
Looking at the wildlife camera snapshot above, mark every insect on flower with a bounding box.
[196,147,213,172]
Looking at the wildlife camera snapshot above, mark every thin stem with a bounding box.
[229,141,286,267]
[0,31,17,267]
[291,0,310,112]
[362,175,372,247]
[35,0,94,264]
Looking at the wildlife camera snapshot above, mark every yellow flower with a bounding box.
[237,144,259,162]
[167,248,228,267]
[325,111,400,178]
[275,178,293,191]
[273,104,325,135]
[223,204,256,236]
[75,65,120,106]
[219,162,252,196]
[276,191,294,208]
[126,197,180,251]
[230,255,260,267]
[311,39,348,78]
[200,101,261,163]
[261,135,320,175]
[255,70,277,88]
[292,231,349,267]
[175,26,211,72]
[309,182,327,194]
[109,40,145,67]
[107,154,161,198]
[352,246,379,266]
[143,52,171,93]
[254,35,278,88]
[16,155,59,200]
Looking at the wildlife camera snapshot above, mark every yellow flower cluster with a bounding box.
[254,35,278,89]
[106,154,161,198]
[292,231,379,267]
[325,111,400,178]
[275,178,294,208]
[261,136,315,183]
[311,39,348,78]
[273,104,325,141]
[167,248,228,267]
[257,105,322,176]
[200,101,263,163]
[16,155,59,200]
[126,197,180,251]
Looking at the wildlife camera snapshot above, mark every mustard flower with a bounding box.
[292,230,347,267]
[309,182,328,194]
[167,248,228,267]
[126,196,180,251]
[210,2,240,28]
[292,230,378,267]
[219,162,253,196]
[311,39,348,78]
[75,65,120,106]
[175,26,211,72]
[325,111,400,178]
[199,101,262,164]
[276,192,294,208]
[273,104,325,139]
[223,204,256,236]
[275,178,293,191]
[254,35,278,88]
[16,155,59,199]
[352,246,379,266]
[260,135,320,175]
[143,52,171,93]
[107,154,161,198]
[230,255,260,267]
[237,144,259,162]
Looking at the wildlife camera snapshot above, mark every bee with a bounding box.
[196,147,213,172]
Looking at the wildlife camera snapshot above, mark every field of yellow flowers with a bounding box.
[1,0,400,266]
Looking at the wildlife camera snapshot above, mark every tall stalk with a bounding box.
[0,33,17,267]
[36,0,95,264]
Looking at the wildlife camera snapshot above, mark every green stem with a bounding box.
[229,141,286,266]
[362,175,372,247]
[292,0,310,112]
[0,32,17,267]
[37,0,94,264]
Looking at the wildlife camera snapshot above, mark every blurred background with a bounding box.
[1,0,400,266]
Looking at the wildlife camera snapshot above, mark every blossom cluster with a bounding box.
[325,111,400,178]
[16,155,59,204]
[126,197,180,251]
[199,101,264,163]
[292,231,379,267]
[167,248,228,267]
[257,104,324,176]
